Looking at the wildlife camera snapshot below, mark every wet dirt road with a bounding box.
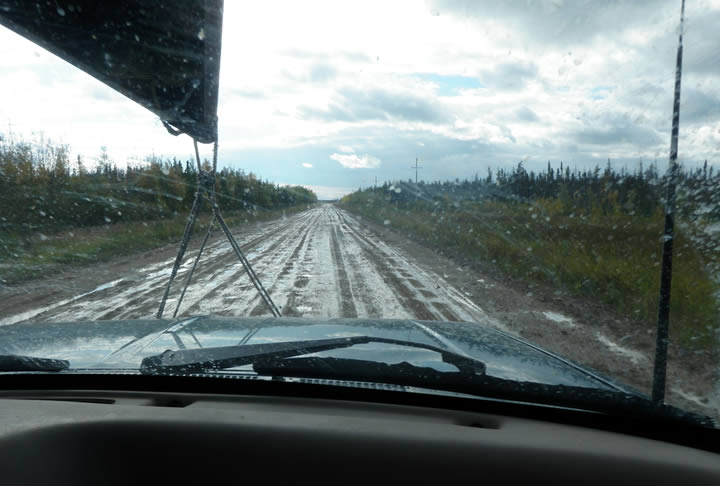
[0,206,488,325]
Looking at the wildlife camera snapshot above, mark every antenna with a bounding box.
[411,157,423,183]
[652,0,685,404]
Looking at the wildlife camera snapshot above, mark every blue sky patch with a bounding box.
[591,86,613,100]
[414,73,483,96]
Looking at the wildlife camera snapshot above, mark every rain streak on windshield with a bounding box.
[0,1,718,422]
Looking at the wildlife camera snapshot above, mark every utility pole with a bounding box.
[411,157,422,184]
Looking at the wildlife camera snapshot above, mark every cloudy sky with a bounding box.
[1,0,719,199]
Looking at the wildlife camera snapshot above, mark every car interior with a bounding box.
[0,374,718,484]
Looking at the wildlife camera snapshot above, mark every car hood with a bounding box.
[0,315,629,392]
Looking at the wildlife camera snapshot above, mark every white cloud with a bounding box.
[338,145,355,153]
[302,162,313,168]
[330,153,381,169]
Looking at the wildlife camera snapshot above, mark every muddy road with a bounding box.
[1,204,717,418]
[0,206,487,325]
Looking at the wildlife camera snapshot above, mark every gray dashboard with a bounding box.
[0,391,717,485]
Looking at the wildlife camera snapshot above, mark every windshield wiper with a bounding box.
[254,357,483,386]
[139,336,486,376]
[253,356,714,429]
[0,355,69,372]
[139,337,712,427]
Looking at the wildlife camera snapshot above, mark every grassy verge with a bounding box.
[0,204,313,285]
[340,193,719,351]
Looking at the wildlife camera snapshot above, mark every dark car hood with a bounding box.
[0,316,628,392]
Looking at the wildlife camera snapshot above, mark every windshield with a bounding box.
[0,1,718,424]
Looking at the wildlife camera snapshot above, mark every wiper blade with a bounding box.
[255,357,480,386]
[139,336,486,376]
[0,355,69,372]
[253,356,715,429]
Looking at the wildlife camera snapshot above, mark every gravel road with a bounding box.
[0,206,489,324]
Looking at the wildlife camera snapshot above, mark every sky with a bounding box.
[1,0,720,199]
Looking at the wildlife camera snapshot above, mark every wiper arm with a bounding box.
[0,355,69,372]
[139,336,486,376]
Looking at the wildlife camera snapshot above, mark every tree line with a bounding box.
[0,133,317,235]
[350,159,719,223]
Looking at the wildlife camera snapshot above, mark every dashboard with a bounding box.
[0,375,718,485]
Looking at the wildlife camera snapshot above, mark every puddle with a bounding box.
[596,333,646,364]
[670,387,708,408]
[542,311,576,328]
[0,278,124,326]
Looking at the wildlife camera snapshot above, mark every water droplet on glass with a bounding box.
[104,216,112,223]
[57,7,65,16]
[197,28,205,40]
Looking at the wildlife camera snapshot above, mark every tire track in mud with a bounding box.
[179,210,320,317]
[272,223,316,317]
[246,210,322,316]
[329,225,358,318]
[333,210,447,321]
[337,209,486,322]
[324,210,383,318]
[98,215,299,320]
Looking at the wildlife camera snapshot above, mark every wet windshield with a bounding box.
[0,1,718,423]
